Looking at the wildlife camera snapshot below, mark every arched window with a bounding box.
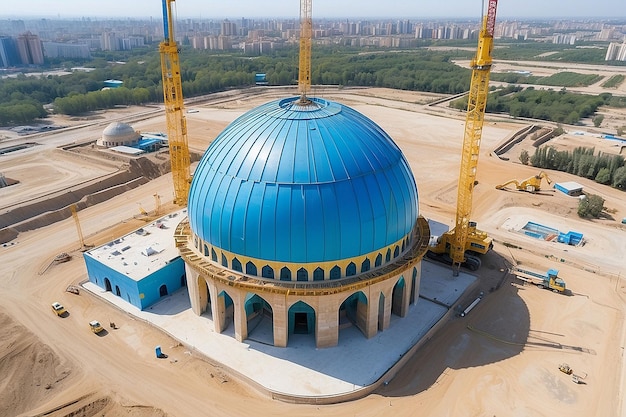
[221,253,228,267]
[386,248,391,263]
[313,267,324,281]
[330,265,341,280]
[297,268,308,281]
[346,262,356,276]
[204,244,209,256]
[394,245,400,258]
[246,261,257,276]
[280,267,291,281]
[211,248,218,262]
[361,258,370,273]
[232,258,242,272]
[262,265,274,279]
[375,253,383,267]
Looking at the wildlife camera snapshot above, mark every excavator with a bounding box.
[496,171,553,193]
[427,0,497,273]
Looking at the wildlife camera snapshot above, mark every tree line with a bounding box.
[0,46,475,121]
[0,43,621,124]
[527,145,626,190]
[451,86,608,125]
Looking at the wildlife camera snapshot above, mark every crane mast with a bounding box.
[449,0,498,272]
[160,0,191,206]
[298,0,312,103]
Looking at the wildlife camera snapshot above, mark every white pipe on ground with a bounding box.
[460,297,481,317]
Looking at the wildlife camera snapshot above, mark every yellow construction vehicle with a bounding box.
[160,0,191,206]
[496,171,553,193]
[428,221,492,271]
[427,0,498,274]
[559,363,573,375]
[512,267,567,294]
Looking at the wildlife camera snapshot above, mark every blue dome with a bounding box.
[188,96,419,264]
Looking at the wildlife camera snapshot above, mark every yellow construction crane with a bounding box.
[70,204,91,251]
[298,0,312,104]
[160,0,191,206]
[137,194,162,221]
[496,171,553,193]
[428,0,497,274]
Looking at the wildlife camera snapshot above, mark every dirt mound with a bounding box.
[0,311,71,417]
[0,155,173,243]
[29,393,168,417]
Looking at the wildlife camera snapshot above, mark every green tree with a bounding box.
[519,149,530,165]
[595,168,611,184]
[577,194,605,218]
[592,114,604,127]
[612,166,626,189]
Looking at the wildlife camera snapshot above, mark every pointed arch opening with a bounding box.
[313,267,324,281]
[246,261,257,276]
[361,258,370,273]
[297,267,308,282]
[280,267,291,281]
[346,262,356,276]
[339,291,368,340]
[232,258,242,272]
[262,265,274,279]
[288,301,316,346]
[244,293,273,344]
[392,276,406,317]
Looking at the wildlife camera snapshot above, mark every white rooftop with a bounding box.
[555,181,584,191]
[85,210,186,281]
[110,145,144,155]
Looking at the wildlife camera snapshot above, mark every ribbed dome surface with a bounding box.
[188,96,419,264]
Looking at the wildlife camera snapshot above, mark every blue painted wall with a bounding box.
[83,254,186,310]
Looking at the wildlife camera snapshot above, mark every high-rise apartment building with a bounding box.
[605,42,626,61]
[0,36,20,67]
[101,31,118,51]
[16,32,44,65]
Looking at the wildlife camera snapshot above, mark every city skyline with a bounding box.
[0,0,625,20]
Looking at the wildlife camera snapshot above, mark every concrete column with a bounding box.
[363,290,379,338]
[185,264,205,315]
[381,287,393,331]
[400,275,411,318]
[412,262,422,304]
[233,291,248,343]
[316,302,339,348]
[211,283,227,333]
[272,295,288,347]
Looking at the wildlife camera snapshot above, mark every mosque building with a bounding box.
[176,95,430,348]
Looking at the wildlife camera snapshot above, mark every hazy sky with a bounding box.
[0,0,623,20]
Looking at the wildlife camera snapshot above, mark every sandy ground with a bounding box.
[0,85,625,417]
